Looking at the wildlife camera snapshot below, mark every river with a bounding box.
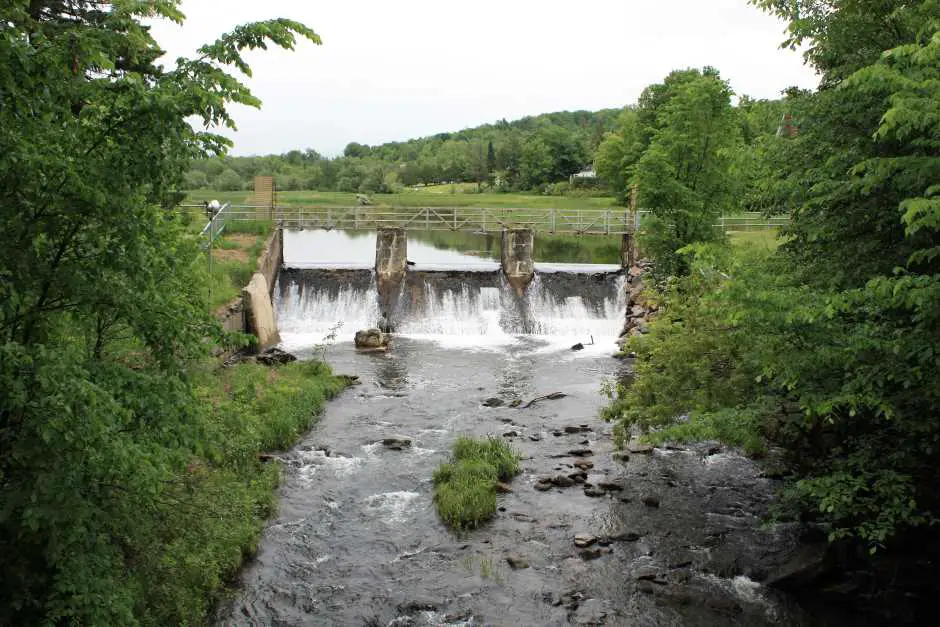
[218,230,827,626]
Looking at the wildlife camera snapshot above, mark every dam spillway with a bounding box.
[274,267,627,350]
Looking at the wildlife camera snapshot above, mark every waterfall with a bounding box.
[274,268,626,348]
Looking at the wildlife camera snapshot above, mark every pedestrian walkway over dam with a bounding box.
[276,206,637,236]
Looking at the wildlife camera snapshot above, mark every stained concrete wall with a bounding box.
[620,233,635,269]
[500,229,534,294]
[216,227,284,349]
[375,228,407,319]
[257,228,283,296]
[243,273,279,349]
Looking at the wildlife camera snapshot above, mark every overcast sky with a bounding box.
[149,0,818,157]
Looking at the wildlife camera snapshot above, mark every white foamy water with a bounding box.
[275,276,380,346]
[275,269,626,351]
[363,491,421,525]
[296,450,364,482]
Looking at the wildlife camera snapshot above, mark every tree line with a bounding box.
[186,110,618,195]
[184,95,784,198]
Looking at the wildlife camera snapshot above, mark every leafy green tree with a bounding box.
[183,169,209,190]
[343,141,370,158]
[634,69,739,277]
[0,2,319,623]
[215,168,245,191]
[518,135,554,188]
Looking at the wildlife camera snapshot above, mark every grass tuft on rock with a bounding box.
[433,437,520,530]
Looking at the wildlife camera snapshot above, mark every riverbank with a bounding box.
[135,356,351,625]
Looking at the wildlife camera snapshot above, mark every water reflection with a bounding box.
[283,228,622,267]
[372,347,410,391]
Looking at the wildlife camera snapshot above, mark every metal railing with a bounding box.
[713,213,789,232]
[198,202,232,245]
[180,203,786,235]
[272,206,637,235]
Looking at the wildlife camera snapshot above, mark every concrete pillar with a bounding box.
[620,233,635,269]
[501,229,534,295]
[375,228,407,324]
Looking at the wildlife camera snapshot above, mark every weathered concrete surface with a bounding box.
[500,229,534,295]
[215,228,283,351]
[619,233,635,269]
[256,228,283,296]
[243,272,279,351]
[375,228,408,319]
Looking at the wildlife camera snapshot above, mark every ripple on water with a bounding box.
[296,450,364,482]
[363,491,421,525]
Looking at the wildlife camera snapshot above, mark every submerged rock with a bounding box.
[534,478,554,492]
[564,425,592,434]
[381,435,412,450]
[567,449,594,457]
[482,397,504,407]
[506,555,530,570]
[580,548,604,561]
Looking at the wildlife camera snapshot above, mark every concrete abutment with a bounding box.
[375,228,408,325]
[500,229,535,295]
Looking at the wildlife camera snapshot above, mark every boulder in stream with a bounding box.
[354,328,388,350]
[381,435,412,450]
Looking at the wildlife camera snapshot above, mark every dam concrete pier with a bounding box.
[500,229,535,295]
[375,228,408,317]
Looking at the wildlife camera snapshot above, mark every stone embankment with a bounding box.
[617,259,656,353]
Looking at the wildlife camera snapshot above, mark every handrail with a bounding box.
[199,202,231,243]
[180,203,788,234]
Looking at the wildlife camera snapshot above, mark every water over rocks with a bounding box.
[221,319,854,625]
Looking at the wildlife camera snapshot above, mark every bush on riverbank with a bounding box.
[434,437,520,530]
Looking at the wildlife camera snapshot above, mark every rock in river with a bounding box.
[354,328,388,350]
[506,555,530,570]
[567,448,594,457]
[381,435,412,450]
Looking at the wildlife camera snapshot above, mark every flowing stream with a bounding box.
[219,231,829,626]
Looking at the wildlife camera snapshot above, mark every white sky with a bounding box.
[149,0,818,157]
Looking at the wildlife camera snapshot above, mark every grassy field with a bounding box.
[728,228,783,250]
[200,224,272,311]
[184,189,619,210]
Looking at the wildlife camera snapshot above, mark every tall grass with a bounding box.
[433,436,520,530]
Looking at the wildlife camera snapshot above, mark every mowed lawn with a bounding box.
[185,188,621,210]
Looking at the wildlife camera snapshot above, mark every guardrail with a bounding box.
[198,202,233,245]
[714,213,789,232]
[273,206,637,235]
[180,204,786,235]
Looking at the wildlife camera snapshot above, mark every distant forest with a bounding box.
[186,94,784,200]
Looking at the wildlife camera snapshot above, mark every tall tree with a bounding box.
[0,2,319,623]
[633,69,740,277]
